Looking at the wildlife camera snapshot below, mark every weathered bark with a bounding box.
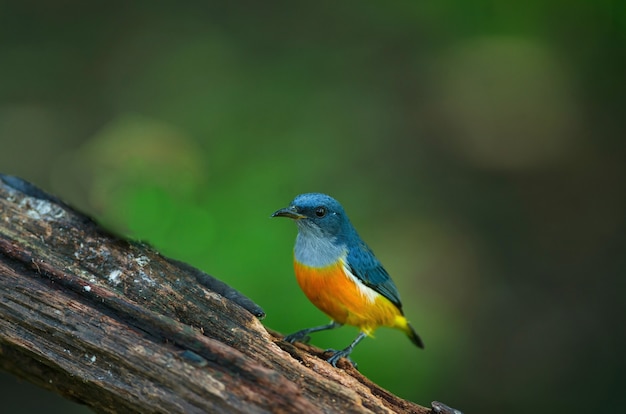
[0,174,441,414]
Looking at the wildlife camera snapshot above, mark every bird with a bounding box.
[272,193,423,367]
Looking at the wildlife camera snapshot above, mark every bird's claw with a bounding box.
[325,348,358,369]
[284,331,311,344]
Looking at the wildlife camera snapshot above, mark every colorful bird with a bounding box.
[272,193,423,367]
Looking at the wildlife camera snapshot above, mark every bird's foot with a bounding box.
[325,348,358,369]
[284,330,311,344]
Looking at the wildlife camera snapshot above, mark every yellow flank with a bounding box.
[294,259,410,336]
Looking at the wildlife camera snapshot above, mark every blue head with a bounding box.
[272,193,357,241]
[273,193,359,265]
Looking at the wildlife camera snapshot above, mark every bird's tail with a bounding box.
[406,322,424,349]
[395,316,424,349]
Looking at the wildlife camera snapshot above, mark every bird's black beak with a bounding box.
[271,206,306,220]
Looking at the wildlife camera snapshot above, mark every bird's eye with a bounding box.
[314,207,326,217]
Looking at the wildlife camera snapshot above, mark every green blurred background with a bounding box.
[1,1,625,413]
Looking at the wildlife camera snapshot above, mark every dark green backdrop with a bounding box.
[1,1,624,413]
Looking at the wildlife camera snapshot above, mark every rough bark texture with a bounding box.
[0,174,444,414]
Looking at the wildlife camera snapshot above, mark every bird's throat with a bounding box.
[294,231,346,268]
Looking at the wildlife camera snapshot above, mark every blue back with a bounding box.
[346,238,403,309]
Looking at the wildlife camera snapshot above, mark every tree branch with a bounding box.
[0,174,446,413]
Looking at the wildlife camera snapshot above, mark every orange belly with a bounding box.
[294,259,404,335]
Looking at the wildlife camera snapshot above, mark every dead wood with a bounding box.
[0,174,436,414]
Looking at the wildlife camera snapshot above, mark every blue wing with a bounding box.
[346,241,403,310]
